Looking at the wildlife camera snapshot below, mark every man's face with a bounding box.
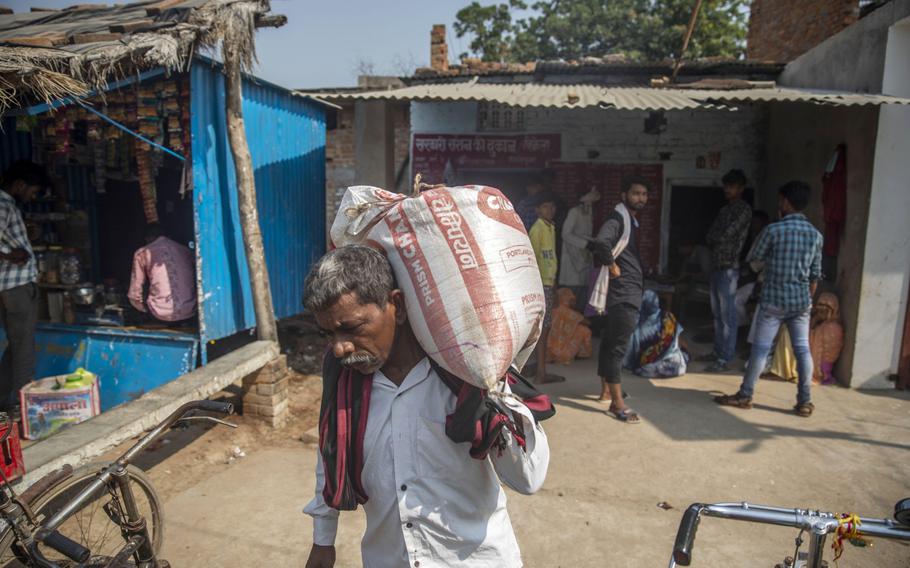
[315,290,403,375]
[723,183,744,201]
[622,184,649,212]
[11,180,41,203]
[537,202,556,222]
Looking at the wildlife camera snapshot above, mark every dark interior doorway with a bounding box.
[668,185,725,275]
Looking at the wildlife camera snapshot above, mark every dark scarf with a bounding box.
[318,354,555,511]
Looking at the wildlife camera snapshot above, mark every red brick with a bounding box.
[747,0,859,62]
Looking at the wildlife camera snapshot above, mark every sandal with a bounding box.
[794,402,815,417]
[713,393,753,409]
[609,407,641,424]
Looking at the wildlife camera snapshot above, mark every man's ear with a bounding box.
[389,290,407,324]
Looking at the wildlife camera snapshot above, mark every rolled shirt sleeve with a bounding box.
[303,453,340,546]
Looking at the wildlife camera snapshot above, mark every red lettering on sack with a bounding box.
[384,206,467,376]
[476,187,526,234]
[423,190,515,376]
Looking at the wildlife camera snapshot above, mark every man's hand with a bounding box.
[1,248,29,265]
[609,263,621,278]
[305,545,336,568]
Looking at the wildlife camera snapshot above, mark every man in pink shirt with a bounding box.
[128,224,197,323]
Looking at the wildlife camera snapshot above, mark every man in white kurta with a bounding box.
[558,189,600,308]
[302,245,550,568]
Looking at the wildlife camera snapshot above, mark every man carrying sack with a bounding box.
[586,177,650,424]
[303,245,553,568]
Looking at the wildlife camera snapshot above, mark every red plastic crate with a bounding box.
[0,422,25,483]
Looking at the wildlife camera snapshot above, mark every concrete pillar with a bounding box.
[354,100,395,190]
[242,354,290,428]
[851,18,910,388]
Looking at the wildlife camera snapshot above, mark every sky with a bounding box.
[7,0,480,90]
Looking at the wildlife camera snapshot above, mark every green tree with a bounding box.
[454,0,748,63]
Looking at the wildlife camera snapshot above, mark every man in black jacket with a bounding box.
[588,177,649,424]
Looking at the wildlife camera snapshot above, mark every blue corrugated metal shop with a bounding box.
[0,57,327,413]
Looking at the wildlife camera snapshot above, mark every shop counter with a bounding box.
[1,324,198,412]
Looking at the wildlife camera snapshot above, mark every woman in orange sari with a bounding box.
[547,288,593,364]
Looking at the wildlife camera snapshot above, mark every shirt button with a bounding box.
[400,484,407,491]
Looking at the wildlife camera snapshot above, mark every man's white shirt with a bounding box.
[304,357,550,568]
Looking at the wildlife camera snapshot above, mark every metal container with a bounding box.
[68,286,97,306]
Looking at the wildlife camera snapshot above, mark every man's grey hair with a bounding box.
[304,245,396,312]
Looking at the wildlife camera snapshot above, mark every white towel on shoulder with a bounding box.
[588,203,631,315]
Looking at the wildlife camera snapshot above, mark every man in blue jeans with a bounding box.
[714,181,823,417]
[702,169,752,372]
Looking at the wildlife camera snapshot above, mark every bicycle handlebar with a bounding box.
[672,502,910,566]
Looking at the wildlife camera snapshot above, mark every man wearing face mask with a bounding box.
[0,161,47,417]
[302,245,552,568]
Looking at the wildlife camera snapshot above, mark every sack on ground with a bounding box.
[331,185,545,390]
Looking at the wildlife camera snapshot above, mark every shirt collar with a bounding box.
[374,357,432,393]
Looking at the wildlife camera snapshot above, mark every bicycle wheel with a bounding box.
[0,463,163,567]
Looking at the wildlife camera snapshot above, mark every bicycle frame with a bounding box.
[669,502,910,568]
[3,400,233,568]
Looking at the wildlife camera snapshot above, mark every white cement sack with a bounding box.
[331,185,545,390]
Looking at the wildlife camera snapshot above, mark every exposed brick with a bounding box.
[254,377,288,396]
[243,387,288,408]
[326,102,411,231]
[245,398,289,418]
[747,0,859,62]
[242,355,288,387]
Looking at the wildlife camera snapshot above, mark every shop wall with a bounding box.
[764,102,879,387]
[190,61,326,343]
[410,101,768,269]
[325,102,410,236]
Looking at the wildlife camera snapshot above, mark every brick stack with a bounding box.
[242,355,290,428]
[747,0,859,62]
[431,24,449,72]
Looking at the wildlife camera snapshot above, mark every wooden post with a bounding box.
[671,0,704,82]
[222,46,278,342]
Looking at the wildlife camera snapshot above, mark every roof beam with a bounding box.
[255,14,287,28]
[109,19,155,33]
[146,0,184,16]
[70,32,122,44]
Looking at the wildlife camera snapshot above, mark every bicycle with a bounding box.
[0,399,236,568]
[668,499,910,568]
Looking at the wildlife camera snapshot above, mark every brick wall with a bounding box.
[747,0,859,62]
[324,103,411,234]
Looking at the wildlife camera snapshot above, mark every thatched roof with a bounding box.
[0,0,281,113]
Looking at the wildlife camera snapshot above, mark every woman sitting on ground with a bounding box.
[547,287,593,365]
[624,289,689,378]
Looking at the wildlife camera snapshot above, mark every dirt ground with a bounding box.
[88,343,910,568]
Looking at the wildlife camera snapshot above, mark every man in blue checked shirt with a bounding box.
[0,161,46,417]
[714,181,823,418]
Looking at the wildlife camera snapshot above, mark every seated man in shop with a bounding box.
[303,245,551,568]
[127,223,196,325]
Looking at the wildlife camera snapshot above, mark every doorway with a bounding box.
[667,184,725,275]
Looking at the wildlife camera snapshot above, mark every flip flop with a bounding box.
[609,407,641,424]
[794,402,815,417]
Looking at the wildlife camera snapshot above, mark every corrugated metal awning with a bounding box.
[309,82,910,110]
